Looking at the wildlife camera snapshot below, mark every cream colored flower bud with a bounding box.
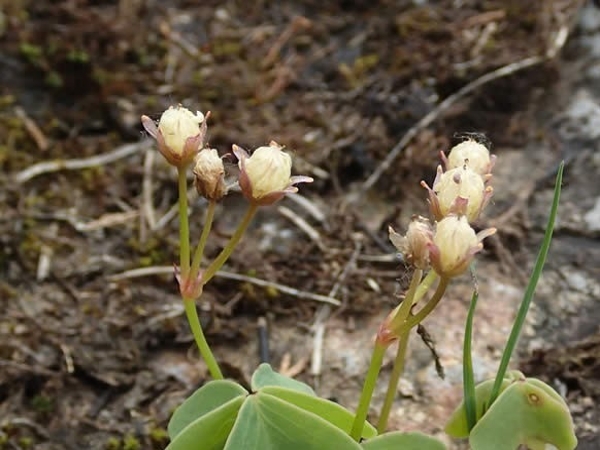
[233,141,313,206]
[445,139,493,176]
[141,105,208,168]
[389,216,433,269]
[429,215,495,278]
[245,143,292,196]
[193,148,227,201]
[159,106,203,148]
[434,165,487,222]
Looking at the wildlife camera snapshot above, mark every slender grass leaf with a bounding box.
[488,162,564,406]
[463,290,478,431]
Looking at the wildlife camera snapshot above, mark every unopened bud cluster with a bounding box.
[142,105,313,205]
[390,139,497,278]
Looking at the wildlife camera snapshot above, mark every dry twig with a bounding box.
[355,24,570,200]
[0,359,59,378]
[141,149,157,243]
[277,205,325,250]
[74,211,139,232]
[59,343,75,374]
[15,106,50,151]
[311,241,362,377]
[285,193,328,226]
[0,417,51,440]
[108,266,341,306]
[278,352,309,378]
[153,185,198,231]
[262,16,311,69]
[15,140,151,183]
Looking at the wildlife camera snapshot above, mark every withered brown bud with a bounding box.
[389,216,433,270]
[193,148,227,201]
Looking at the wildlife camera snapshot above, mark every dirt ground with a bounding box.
[1,1,599,449]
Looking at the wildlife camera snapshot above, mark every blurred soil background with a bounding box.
[1,0,600,449]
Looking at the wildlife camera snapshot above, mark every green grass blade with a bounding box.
[463,289,479,431]
[488,162,564,406]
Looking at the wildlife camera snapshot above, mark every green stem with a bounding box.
[390,269,423,331]
[190,200,216,281]
[377,330,410,433]
[350,342,387,441]
[405,277,449,329]
[376,269,423,433]
[350,272,443,439]
[184,298,224,379]
[177,168,191,277]
[203,204,258,284]
[177,170,222,380]
[413,270,439,305]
